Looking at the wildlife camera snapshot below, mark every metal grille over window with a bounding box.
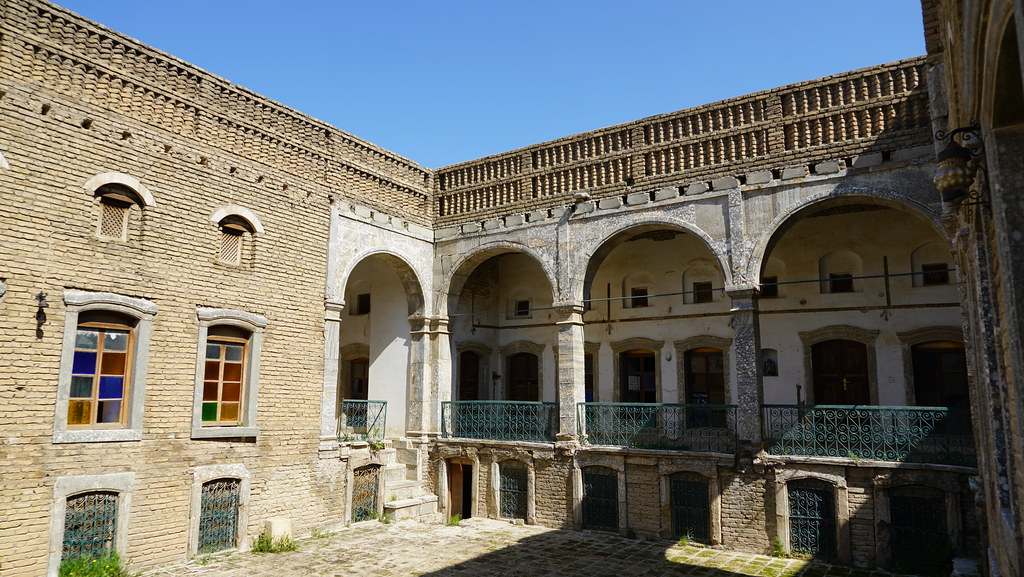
[788,479,836,556]
[670,474,710,541]
[499,461,528,520]
[921,263,950,286]
[198,479,240,553]
[581,467,618,532]
[220,231,242,265]
[98,202,128,239]
[890,487,949,574]
[63,491,118,561]
[352,466,380,522]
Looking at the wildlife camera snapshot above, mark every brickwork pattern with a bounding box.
[435,58,932,226]
[719,473,772,554]
[625,462,661,536]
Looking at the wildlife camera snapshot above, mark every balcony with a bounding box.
[762,405,975,467]
[338,399,387,442]
[578,403,738,453]
[441,401,558,442]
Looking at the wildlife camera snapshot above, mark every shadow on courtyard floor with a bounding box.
[414,524,865,577]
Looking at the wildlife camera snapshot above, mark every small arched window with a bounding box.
[84,172,155,242]
[209,206,264,266]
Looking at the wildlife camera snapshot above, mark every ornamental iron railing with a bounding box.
[578,403,738,453]
[762,405,975,466]
[441,401,557,442]
[338,399,387,442]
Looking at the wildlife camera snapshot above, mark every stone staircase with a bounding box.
[380,439,440,523]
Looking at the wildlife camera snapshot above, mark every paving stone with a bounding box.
[151,518,919,577]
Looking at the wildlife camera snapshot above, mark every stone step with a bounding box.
[383,494,439,523]
[385,479,422,501]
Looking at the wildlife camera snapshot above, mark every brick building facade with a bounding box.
[0,1,1013,575]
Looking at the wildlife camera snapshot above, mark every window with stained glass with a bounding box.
[68,317,132,427]
[202,334,247,425]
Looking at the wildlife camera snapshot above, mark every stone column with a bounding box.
[554,301,585,441]
[726,285,763,444]
[412,316,451,436]
[320,298,345,439]
[405,314,429,435]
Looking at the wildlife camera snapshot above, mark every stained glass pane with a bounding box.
[222,363,242,382]
[222,381,241,402]
[68,400,91,425]
[204,360,220,379]
[75,330,99,349]
[98,400,121,423]
[220,403,239,421]
[100,352,126,375]
[104,332,128,351]
[206,344,221,359]
[225,345,243,362]
[70,376,93,398]
[203,381,218,401]
[98,376,123,399]
[72,351,98,375]
[202,402,218,421]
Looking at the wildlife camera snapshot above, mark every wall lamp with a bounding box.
[933,121,986,207]
[35,290,48,326]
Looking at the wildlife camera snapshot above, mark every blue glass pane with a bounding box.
[98,376,124,399]
[206,344,220,359]
[225,345,243,362]
[70,376,93,398]
[104,331,128,352]
[72,351,97,375]
[75,330,98,349]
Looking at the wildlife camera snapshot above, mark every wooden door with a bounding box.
[620,350,656,402]
[811,340,869,404]
[507,353,538,401]
[458,351,480,400]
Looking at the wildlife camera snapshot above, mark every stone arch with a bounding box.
[339,249,427,317]
[579,219,731,305]
[746,191,947,285]
[209,205,265,234]
[440,241,556,316]
[83,172,156,207]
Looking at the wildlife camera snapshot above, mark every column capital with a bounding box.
[324,298,345,321]
[553,301,585,325]
[725,283,760,300]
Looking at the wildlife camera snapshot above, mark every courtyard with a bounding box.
[144,518,906,577]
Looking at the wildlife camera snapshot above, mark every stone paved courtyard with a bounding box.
[142,518,909,577]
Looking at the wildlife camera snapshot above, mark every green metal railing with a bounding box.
[441,401,558,442]
[578,403,738,453]
[338,399,387,441]
[762,404,975,466]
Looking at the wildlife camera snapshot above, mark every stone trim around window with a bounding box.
[47,472,134,577]
[54,291,157,443]
[190,308,268,439]
[187,463,251,556]
[772,466,851,564]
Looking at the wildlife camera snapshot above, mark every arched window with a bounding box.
[458,351,481,400]
[818,250,862,294]
[83,173,155,242]
[788,478,837,557]
[198,478,241,553]
[506,352,539,401]
[620,349,656,402]
[911,341,968,407]
[209,205,264,266]
[63,491,119,561]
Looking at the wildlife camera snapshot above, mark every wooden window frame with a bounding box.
[67,320,134,429]
[201,336,249,426]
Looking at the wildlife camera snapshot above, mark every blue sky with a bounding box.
[53,1,926,168]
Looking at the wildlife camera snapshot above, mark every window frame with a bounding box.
[188,464,250,556]
[67,318,134,429]
[55,291,156,444]
[190,308,268,439]
[48,472,134,577]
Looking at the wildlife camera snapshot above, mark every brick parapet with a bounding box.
[434,57,931,227]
